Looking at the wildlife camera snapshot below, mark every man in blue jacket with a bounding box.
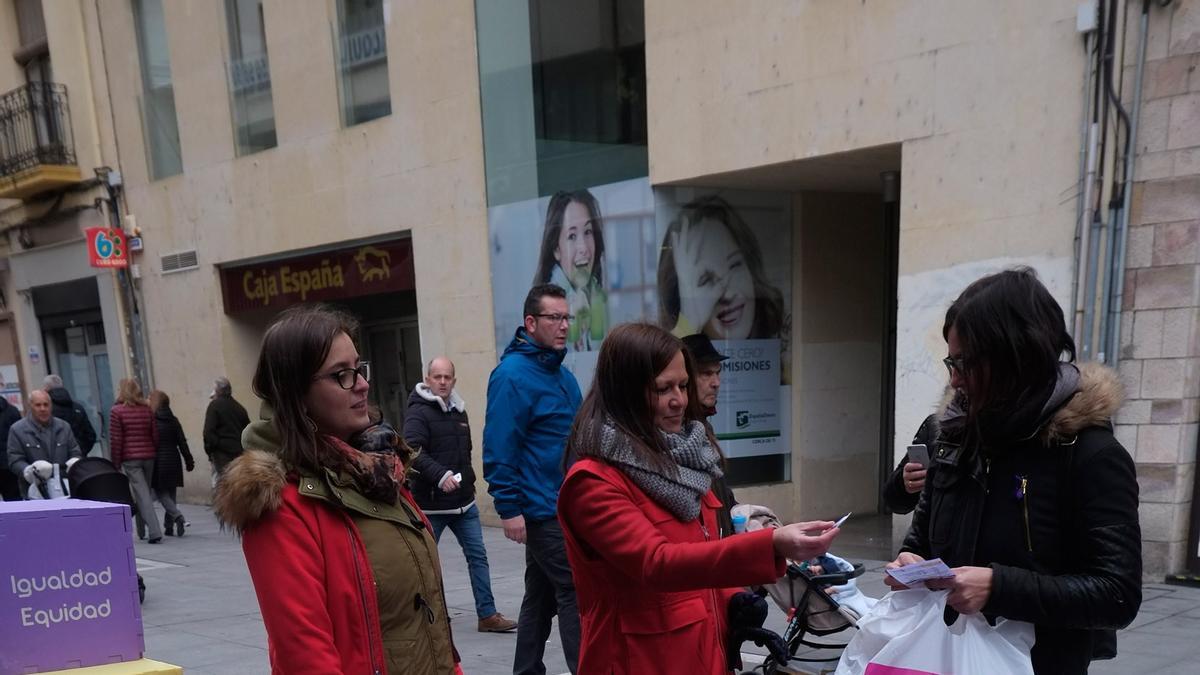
[484,283,583,675]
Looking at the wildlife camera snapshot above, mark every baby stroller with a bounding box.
[733,505,873,674]
[752,558,867,674]
[67,457,146,604]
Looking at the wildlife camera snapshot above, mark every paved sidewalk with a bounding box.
[135,504,1200,674]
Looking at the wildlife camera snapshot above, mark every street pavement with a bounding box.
[134,503,1200,674]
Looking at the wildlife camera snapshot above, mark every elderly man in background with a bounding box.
[203,376,250,478]
[43,374,98,455]
[7,389,82,498]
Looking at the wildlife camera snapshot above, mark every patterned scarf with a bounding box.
[595,419,724,522]
[320,424,414,504]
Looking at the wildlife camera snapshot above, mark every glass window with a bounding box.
[224,0,276,155]
[333,0,391,126]
[475,0,648,206]
[132,0,183,179]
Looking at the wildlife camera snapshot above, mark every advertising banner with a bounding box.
[0,365,21,412]
[220,238,414,314]
[488,177,657,386]
[84,227,129,269]
[654,188,792,458]
[487,180,792,460]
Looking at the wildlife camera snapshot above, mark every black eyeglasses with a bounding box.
[534,313,574,324]
[943,356,968,377]
[316,362,371,390]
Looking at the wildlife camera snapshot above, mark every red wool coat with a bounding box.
[109,403,159,466]
[558,458,786,675]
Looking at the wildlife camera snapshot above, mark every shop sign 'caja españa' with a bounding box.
[85,227,129,269]
[0,500,144,674]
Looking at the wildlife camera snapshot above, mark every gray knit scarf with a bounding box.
[596,419,724,522]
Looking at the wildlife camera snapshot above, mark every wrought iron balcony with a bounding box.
[0,81,81,200]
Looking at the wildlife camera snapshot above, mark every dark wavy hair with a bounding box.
[533,190,606,288]
[948,267,1076,421]
[657,194,783,337]
[567,322,709,472]
[251,303,360,471]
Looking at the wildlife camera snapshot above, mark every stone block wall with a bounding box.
[1118,0,1200,578]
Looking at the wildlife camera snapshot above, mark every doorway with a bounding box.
[362,320,422,431]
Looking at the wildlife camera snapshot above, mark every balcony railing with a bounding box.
[0,82,78,197]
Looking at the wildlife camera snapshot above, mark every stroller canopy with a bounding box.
[67,457,136,510]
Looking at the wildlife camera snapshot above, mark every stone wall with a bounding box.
[1118,0,1200,578]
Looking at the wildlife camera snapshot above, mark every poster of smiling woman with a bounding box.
[488,177,657,388]
[655,188,793,460]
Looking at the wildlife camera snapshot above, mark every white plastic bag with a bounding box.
[26,463,70,500]
[835,589,1034,675]
[46,463,69,498]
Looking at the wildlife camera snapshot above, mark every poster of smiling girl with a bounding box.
[532,190,610,352]
[487,177,657,388]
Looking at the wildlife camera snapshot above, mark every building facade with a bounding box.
[0,0,144,456]
[3,0,1197,579]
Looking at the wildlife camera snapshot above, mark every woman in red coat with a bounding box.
[558,322,840,674]
[213,304,462,675]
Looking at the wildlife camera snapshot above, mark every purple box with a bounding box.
[0,499,143,674]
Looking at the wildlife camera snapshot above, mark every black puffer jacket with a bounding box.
[153,405,194,490]
[901,363,1140,675]
[403,385,476,513]
[48,387,97,453]
[882,414,939,514]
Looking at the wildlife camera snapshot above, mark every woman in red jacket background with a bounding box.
[110,378,162,543]
[557,322,840,674]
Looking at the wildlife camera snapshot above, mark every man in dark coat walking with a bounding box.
[203,377,250,477]
[43,374,97,454]
[405,356,517,634]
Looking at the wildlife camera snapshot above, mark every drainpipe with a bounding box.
[1105,0,1153,365]
[1071,28,1097,339]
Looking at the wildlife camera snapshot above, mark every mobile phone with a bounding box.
[832,511,852,529]
[906,444,930,468]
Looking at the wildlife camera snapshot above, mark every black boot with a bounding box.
[136,516,146,541]
[163,515,174,537]
[175,515,186,537]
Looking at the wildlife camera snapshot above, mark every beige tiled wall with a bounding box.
[95,0,492,503]
[1114,0,1200,577]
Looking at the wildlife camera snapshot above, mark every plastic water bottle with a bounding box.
[731,514,748,534]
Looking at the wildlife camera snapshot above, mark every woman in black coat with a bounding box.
[886,268,1141,675]
[150,390,194,536]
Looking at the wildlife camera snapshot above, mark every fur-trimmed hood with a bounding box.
[212,447,288,533]
[1039,361,1122,444]
[936,361,1123,447]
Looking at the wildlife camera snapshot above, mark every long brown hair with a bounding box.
[567,322,698,472]
[251,303,359,472]
[116,379,148,406]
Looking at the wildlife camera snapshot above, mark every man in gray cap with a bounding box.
[682,334,737,537]
[682,333,729,418]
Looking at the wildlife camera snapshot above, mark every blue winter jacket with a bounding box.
[483,328,582,522]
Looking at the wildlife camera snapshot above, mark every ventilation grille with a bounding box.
[160,250,199,274]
